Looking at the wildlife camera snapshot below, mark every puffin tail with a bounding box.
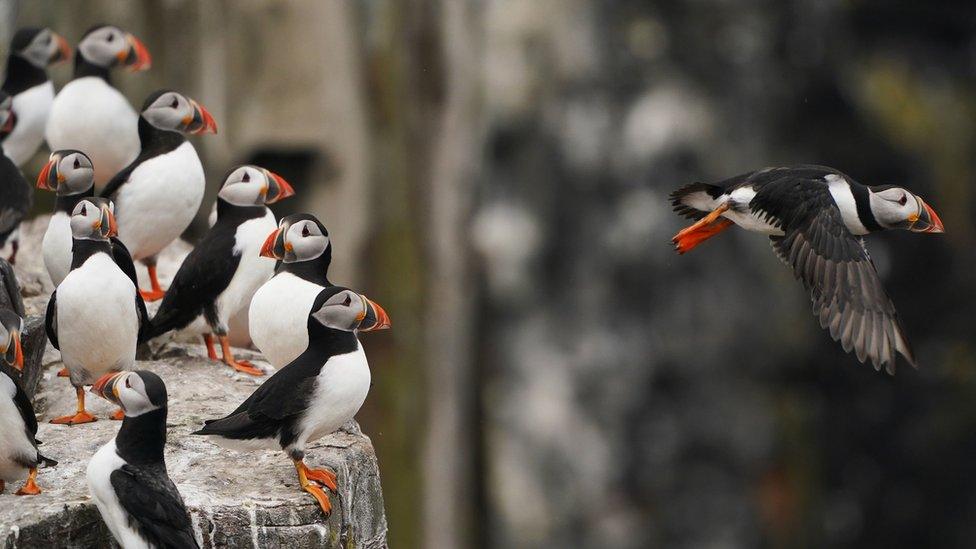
[670,182,725,221]
[37,452,58,468]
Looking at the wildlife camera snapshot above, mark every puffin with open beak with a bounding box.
[87,370,199,548]
[0,310,57,496]
[46,198,149,425]
[195,285,390,516]
[46,25,151,190]
[101,89,218,302]
[670,165,945,373]
[0,92,29,265]
[143,166,294,375]
[249,214,333,369]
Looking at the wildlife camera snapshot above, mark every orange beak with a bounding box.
[36,157,56,191]
[91,371,125,406]
[122,33,151,71]
[187,100,217,135]
[264,170,295,204]
[52,33,71,64]
[909,197,945,234]
[260,228,282,259]
[11,332,22,371]
[359,297,392,332]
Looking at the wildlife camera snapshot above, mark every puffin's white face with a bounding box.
[91,371,162,418]
[70,199,116,240]
[42,151,94,196]
[869,186,945,233]
[218,165,295,207]
[283,219,330,262]
[16,28,70,68]
[141,91,217,134]
[77,26,150,70]
[312,289,391,332]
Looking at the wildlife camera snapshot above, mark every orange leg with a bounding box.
[203,335,219,361]
[57,367,70,377]
[50,387,98,425]
[301,462,338,492]
[15,468,41,495]
[139,264,166,302]
[672,204,733,254]
[295,459,332,516]
[110,409,125,421]
[219,336,264,376]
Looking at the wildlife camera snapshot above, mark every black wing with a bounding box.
[100,161,140,200]
[110,464,200,549]
[4,365,38,439]
[756,176,915,373]
[111,238,151,342]
[0,257,24,317]
[45,291,58,350]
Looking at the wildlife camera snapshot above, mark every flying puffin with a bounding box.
[1,27,71,166]
[101,89,217,302]
[670,165,945,373]
[37,150,98,286]
[45,25,151,191]
[87,370,199,548]
[0,310,57,496]
[0,92,29,264]
[194,285,390,516]
[249,214,332,369]
[143,166,294,375]
[46,197,149,425]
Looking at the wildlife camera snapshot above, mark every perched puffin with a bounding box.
[37,150,97,286]
[46,198,149,424]
[144,166,293,375]
[101,89,217,301]
[45,25,151,190]
[1,27,71,166]
[87,370,199,548]
[0,310,56,495]
[0,92,29,264]
[0,258,23,318]
[670,165,945,373]
[195,286,390,515]
[249,214,332,369]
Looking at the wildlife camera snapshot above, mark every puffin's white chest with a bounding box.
[214,210,278,327]
[5,81,54,166]
[56,253,138,382]
[114,141,205,261]
[42,211,72,286]
[249,273,324,368]
[46,77,139,189]
[0,374,33,482]
[88,439,150,549]
[299,343,371,445]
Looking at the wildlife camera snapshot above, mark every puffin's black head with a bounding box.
[36,150,94,196]
[310,286,391,334]
[11,27,71,68]
[0,91,15,139]
[867,185,945,234]
[260,213,330,264]
[77,25,150,71]
[141,89,217,135]
[0,310,23,371]
[69,197,117,240]
[91,370,167,417]
[219,165,295,207]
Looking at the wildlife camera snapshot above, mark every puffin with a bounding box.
[143,166,294,375]
[0,258,23,318]
[670,165,945,373]
[101,89,217,301]
[46,197,149,424]
[249,214,332,369]
[1,27,71,166]
[37,149,97,286]
[87,370,199,549]
[194,285,391,516]
[0,309,57,495]
[0,91,29,264]
[45,25,151,191]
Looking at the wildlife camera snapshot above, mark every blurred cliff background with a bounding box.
[8,1,976,548]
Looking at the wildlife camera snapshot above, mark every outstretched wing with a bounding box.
[110,465,200,549]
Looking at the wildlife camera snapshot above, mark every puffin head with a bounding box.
[141,90,217,135]
[0,310,23,371]
[70,197,117,240]
[91,370,167,418]
[10,27,71,68]
[310,286,391,334]
[0,92,15,139]
[218,165,295,207]
[77,25,150,71]
[868,186,945,234]
[260,214,330,263]
[37,150,94,195]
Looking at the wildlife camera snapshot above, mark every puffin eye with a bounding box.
[73,157,80,169]
[80,204,87,216]
[242,172,250,183]
[106,33,114,43]
[342,295,352,307]
[898,194,908,206]
[170,98,179,109]
[302,225,310,237]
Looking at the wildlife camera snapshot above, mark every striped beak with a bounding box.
[36,154,61,191]
[909,196,945,234]
[357,296,391,332]
[93,203,118,238]
[120,33,151,71]
[50,32,71,64]
[91,371,126,407]
[184,99,217,135]
[260,227,285,259]
[4,330,22,371]
[261,170,295,204]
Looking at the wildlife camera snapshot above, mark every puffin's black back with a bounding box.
[0,258,24,316]
[0,154,29,244]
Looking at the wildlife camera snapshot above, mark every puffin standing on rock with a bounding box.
[249,214,333,369]
[144,166,294,375]
[1,27,71,166]
[0,310,57,495]
[0,92,30,264]
[46,25,151,190]
[670,165,945,373]
[46,197,149,425]
[101,89,217,302]
[87,370,199,549]
[195,285,391,516]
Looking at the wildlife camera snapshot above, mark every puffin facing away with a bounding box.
[88,370,199,549]
[0,92,30,264]
[249,214,333,369]
[1,27,71,166]
[195,286,390,516]
[0,310,57,495]
[45,25,151,190]
[102,89,217,302]
[143,166,293,375]
[670,165,945,373]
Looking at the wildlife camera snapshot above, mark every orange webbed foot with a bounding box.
[50,411,97,425]
[225,359,264,376]
[139,288,165,302]
[15,469,41,495]
[110,409,125,421]
[302,482,333,516]
[305,467,338,492]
